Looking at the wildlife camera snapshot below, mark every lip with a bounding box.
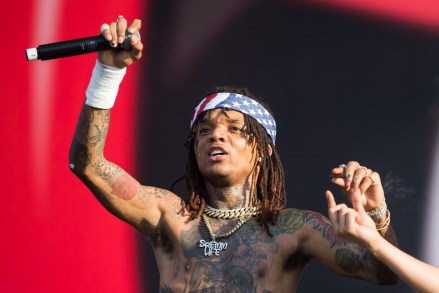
[207,145,228,161]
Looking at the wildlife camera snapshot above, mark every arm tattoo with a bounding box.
[92,157,121,179]
[112,174,137,200]
[303,210,347,248]
[303,212,366,271]
[276,209,305,234]
[144,186,171,200]
[335,248,364,273]
[70,106,110,166]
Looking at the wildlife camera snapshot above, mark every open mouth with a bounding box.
[208,147,228,159]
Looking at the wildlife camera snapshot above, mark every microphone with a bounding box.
[26,30,140,61]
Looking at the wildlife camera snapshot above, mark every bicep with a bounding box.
[74,158,173,233]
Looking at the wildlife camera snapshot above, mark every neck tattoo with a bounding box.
[199,205,260,257]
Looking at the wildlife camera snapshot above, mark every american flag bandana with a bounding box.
[190,92,277,144]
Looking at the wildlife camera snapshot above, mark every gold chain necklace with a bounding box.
[204,205,260,219]
[198,206,260,257]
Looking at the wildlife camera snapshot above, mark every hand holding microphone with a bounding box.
[97,16,143,68]
[26,16,143,69]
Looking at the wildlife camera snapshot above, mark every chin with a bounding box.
[203,171,231,185]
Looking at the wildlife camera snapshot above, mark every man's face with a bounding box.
[194,108,258,186]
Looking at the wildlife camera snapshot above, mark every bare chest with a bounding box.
[156,217,306,292]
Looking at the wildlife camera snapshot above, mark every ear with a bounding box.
[268,145,273,156]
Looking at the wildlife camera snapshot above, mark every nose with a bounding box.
[209,125,227,142]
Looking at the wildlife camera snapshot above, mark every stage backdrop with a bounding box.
[3,0,439,293]
[2,0,148,292]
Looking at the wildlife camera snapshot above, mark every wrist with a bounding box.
[85,59,127,109]
[366,231,386,255]
[366,198,387,221]
[375,210,391,236]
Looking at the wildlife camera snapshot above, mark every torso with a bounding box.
[149,207,312,293]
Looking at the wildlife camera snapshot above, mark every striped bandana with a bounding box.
[190,92,277,144]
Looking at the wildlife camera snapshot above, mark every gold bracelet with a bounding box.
[375,210,391,231]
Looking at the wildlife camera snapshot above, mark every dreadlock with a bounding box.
[173,86,286,236]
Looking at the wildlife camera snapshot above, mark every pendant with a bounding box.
[199,235,228,256]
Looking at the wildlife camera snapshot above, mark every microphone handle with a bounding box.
[26,31,138,61]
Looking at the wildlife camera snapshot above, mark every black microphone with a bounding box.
[26,30,140,61]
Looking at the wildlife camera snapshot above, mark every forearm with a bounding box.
[69,104,110,172]
[370,236,439,293]
[361,224,399,285]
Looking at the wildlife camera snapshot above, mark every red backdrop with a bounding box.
[2,0,148,292]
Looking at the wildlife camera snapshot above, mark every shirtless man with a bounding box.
[69,16,398,292]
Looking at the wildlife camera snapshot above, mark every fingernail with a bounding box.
[131,35,139,44]
[118,36,124,44]
[128,27,135,33]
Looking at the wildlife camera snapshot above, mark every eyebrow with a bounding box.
[227,118,242,124]
[200,112,244,124]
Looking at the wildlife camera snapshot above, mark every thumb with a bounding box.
[351,189,366,213]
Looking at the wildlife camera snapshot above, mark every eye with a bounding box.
[199,127,210,135]
[229,126,243,133]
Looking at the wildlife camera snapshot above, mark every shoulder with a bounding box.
[271,208,308,235]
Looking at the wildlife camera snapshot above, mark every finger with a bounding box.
[330,165,346,175]
[367,171,381,187]
[100,23,111,41]
[363,167,372,177]
[109,21,118,47]
[128,18,142,33]
[351,165,368,189]
[130,38,143,61]
[344,161,360,185]
[351,188,366,213]
[330,166,349,189]
[358,173,373,196]
[330,176,348,190]
[345,209,360,233]
[116,16,127,44]
[328,203,348,223]
[327,206,339,234]
[337,207,350,232]
[326,190,337,209]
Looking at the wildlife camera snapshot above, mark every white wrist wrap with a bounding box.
[85,60,127,109]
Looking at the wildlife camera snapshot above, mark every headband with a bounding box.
[190,92,277,144]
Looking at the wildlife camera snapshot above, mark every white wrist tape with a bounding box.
[85,60,127,109]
